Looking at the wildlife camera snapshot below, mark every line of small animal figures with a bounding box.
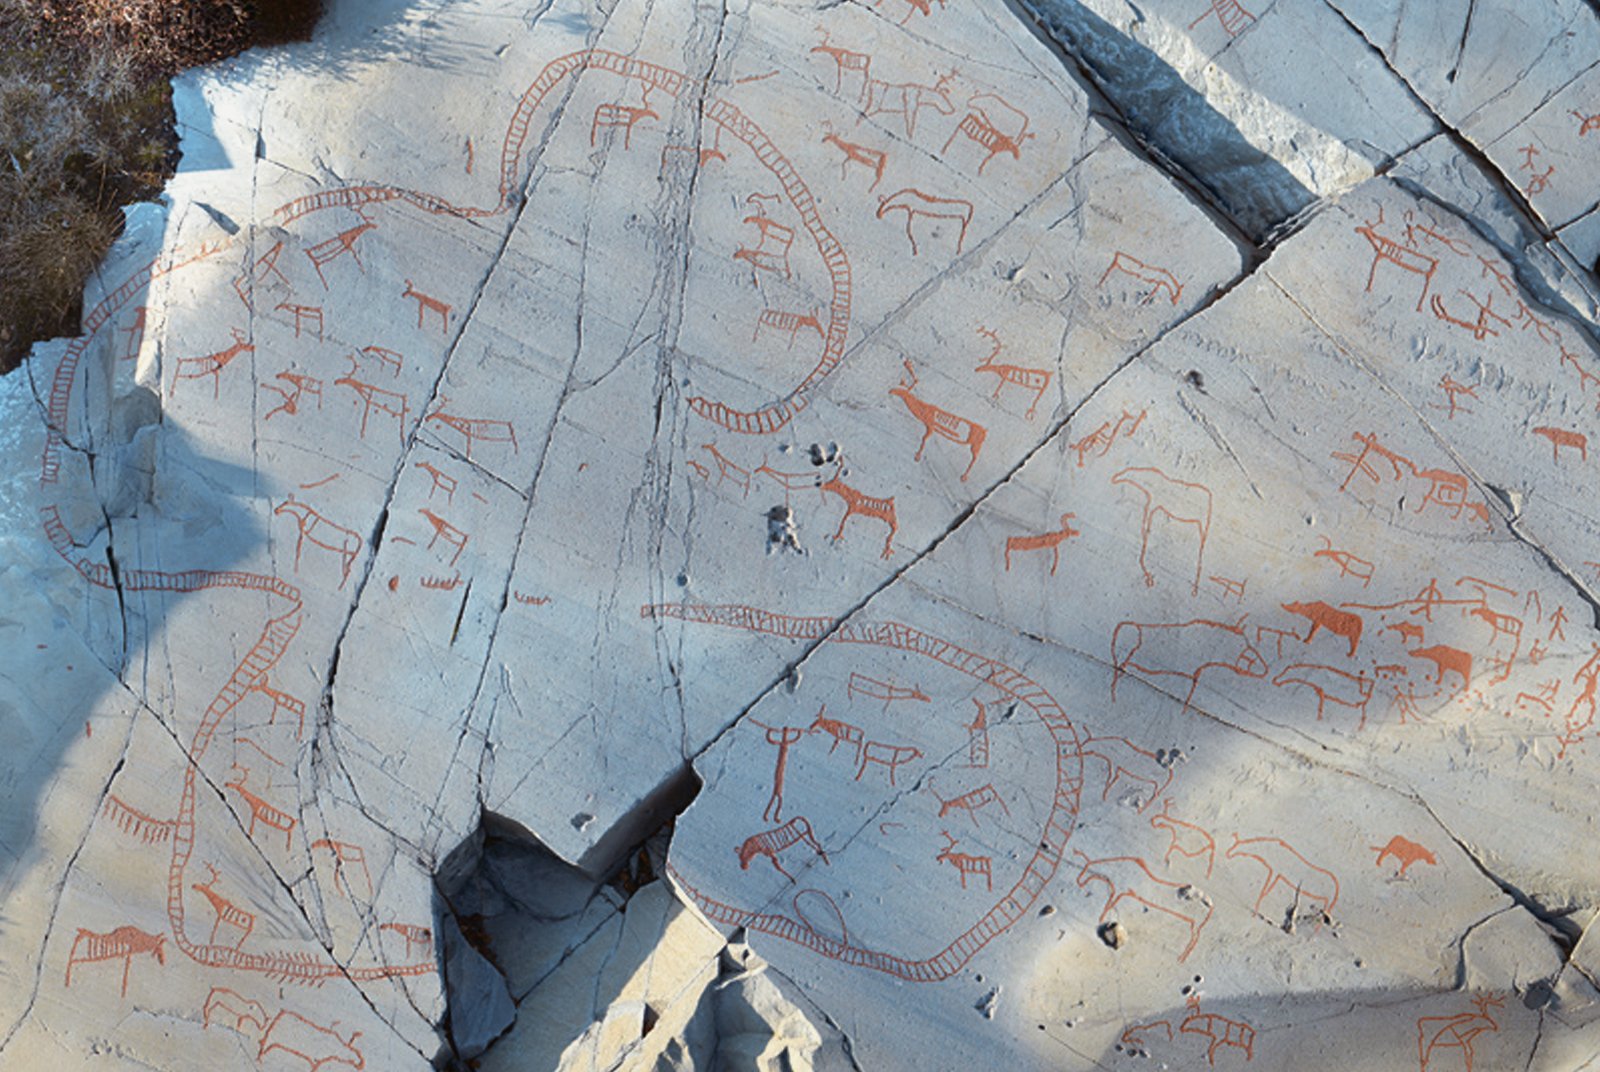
[732,805,1433,968]
[1119,989,1506,1069]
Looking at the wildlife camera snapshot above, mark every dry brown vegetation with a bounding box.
[0,0,322,373]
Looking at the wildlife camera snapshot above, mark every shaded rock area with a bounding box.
[3,0,1600,1069]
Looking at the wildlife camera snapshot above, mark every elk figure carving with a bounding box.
[889,360,985,481]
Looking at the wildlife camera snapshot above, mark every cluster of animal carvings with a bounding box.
[29,16,1575,1064]
[1356,206,1600,468]
[642,604,1438,995]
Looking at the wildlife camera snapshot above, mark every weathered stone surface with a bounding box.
[5,0,1600,1069]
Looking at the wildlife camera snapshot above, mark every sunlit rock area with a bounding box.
[3,0,1600,1068]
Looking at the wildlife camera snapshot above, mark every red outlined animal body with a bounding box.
[1074,852,1211,962]
[379,922,433,959]
[821,132,886,189]
[1273,663,1374,727]
[244,675,304,742]
[1004,514,1079,575]
[262,371,323,421]
[258,1009,365,1071]
[1112,617,1269,711]
[1431,290,1510,340]
[1313,536,1374,587]
[234,240,288,308]
[1150,798,1215,878]
[890,361,985,480]
[311,838,373,900]
[1418,994,1503,1072]
[191,862,256,948]
[1372,835,1437,877]
[1189,0,1254,35]
[736,817,829,880]
[937,833,993,890]
[334,374,408,442]
[733,210,795,277]
[1069,408,1146,466]
[424,399,517,459]
[935,783,1010,827]
[808,707,865,764]
[1432,374,1478,419]
[861,70,956,137]
[1281,600,1363,657]
[356,345,402,378]
[642,603,1084,981]
[810,30,872,97]
[973,327,1051,418]
[1112,467,1212,594]
[1080,735,1172,812]
[752,460,819,506]
[275,497,362,587]
[203,987,267,1035]
[1533,426,1587,462]
[1225,834,1339,926]
[754,307,824,347]
[171,328,254,398]
[941,94,1032,174]
[819,468,898,558]
[418,508,469,567]
[700,443,751,496]
[877,188,973,255]
[225,767,298,851]
[847,671,929,710]
[1099,251,1183,305]
[591,101,658,149]
[304,223,375,288]
[856,739,922,785]
[1120,1021,1173,1056]
[1356,210,1437,311]
[276,302,324,340]
[414,460,457,503]
[65,925,167,998]
[401,280,449,331]
[1180,994,1255,1065]
[1409,645,1472,690]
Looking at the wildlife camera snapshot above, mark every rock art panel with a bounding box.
[4,0,1600,1070]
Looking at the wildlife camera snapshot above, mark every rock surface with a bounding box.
[3,0,1600,1069]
